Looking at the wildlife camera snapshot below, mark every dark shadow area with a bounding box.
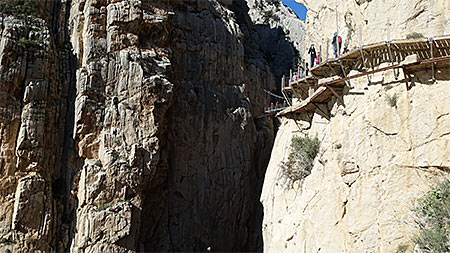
[136,0,300,252]
[51,0,81,251]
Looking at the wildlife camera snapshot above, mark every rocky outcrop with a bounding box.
[261,1,450,251]
[67,0,279,251]
[1,0,299,252]
[247,0,305,53]
[246,0,305,89]
[0,1,72,251]
[262,73,450,251]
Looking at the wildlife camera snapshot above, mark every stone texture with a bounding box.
[67,0,279,252]
[246,0,305,89]
[0,1,72,251]
[247,0,305,53]
[262,4,450,251]
[262,66,450,252]
[0,0,300,251]
[303,0,450,59]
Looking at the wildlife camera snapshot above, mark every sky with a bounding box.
[281,0,308,21]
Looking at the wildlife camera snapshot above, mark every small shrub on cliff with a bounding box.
[385,93,399,108]
[413,179,450,252]
[406,32,425,40]
[262,10,273,24]
[280,136,320,185]
[18,37,41,49]
[396,243,409,253]
[96,204,110,212]
[0,1,38,18]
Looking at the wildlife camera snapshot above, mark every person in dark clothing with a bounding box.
[332,32,343,57]
[308,44,317,68]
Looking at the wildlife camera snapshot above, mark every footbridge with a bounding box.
[278,35,450,118]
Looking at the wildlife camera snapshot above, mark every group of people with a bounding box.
[307,32,343,68]
[288,33,345,85]
[307,44,321,68]
[291,57,307,82]
[269,101,286,109]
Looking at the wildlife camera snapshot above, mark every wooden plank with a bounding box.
[327,86,345,106]
[311,102,330,120]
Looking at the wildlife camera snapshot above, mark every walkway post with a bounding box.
[326,39,329,62]
[386,18,391,43]
[428,14,433,39]
[428,14,435,81]
[359,25,362,49]
[319,44,322,63]
[335,5,339,57]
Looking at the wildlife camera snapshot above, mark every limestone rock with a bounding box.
[246,0,306,87]
[303,0,450,59]
[0,0,299,251]
[67,0,278,252]
[247,0,305,53]
[0,2,71,251]
[262,65,450,252]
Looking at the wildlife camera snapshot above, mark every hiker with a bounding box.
[308,43,317,68]
[302,58,307,76]
[332,32,343,57]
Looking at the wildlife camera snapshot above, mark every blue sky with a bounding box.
[281,0,308,20]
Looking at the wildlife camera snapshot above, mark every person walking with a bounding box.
[332,32,342,57]
[308,44,317,68]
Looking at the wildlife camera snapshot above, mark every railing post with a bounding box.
[335,5,339,57]
[319,44,322,63]
[359,25,362,49]
[326,39,329,62]
[428,14,433,40]
[428,15,435,81]
[386,18,391,43]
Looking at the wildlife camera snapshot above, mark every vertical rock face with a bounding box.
[2,0,298,252]
[261,1,450,252]
[247,0,305,53]
[0,0,72,251]
[161,1,274,251]
[68,0,275,251]
[246,0,305,89]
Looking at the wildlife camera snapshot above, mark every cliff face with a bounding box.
[247,0,305,89]
[0,0,295,252]
[0,1,72,251]
[261,0,450,252]
[304,0,449,59]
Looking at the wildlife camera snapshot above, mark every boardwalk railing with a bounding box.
[278,35,450,118]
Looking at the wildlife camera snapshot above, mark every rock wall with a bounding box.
[0,1,73,251]
[261,1,450,251]
[0,0,299,252]
[68,0,277,251]
[247,0,305,89]
[303,0,449,59]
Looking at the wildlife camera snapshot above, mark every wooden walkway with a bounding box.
[279,35,450,118]
[284,35,450,91]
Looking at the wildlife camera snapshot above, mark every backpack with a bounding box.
[338,36,342,43]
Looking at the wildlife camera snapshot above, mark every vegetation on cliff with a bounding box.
[414,178,450,252]
[280,136,320,186]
